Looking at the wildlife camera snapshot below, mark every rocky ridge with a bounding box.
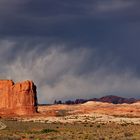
[56,95,138,105]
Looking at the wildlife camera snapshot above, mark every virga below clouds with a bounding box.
[0,40,139,103]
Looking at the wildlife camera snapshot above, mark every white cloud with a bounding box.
[95,0,135,12]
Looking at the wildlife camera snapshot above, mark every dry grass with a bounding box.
[0,119,140,140]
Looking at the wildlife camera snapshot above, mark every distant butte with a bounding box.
[0,80,38,115]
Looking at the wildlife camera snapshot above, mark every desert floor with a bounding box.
[1,101,140,140]
[0,119,140,140]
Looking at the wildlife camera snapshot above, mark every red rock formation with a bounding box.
[0,80,37,115]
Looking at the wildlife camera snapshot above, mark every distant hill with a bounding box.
[90,95,137,104]
[54,95,139,105]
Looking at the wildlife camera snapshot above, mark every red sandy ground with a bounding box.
[37,101,140,117]
[1,101,140,119]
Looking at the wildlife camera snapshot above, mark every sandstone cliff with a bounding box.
[0,80,37,115]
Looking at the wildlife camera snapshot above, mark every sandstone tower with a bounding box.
[0,80,38,115]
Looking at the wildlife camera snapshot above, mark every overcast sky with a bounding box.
[0,0,140,103]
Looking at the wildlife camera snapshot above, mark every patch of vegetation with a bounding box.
[124,132,133,137]
[0,135,21,140]
[27,129,58,135]
[0,119,140,140]
[41,128,58,133]
[97,124,101,128]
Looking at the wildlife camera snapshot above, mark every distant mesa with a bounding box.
[0,80,38,115]
[94,95,137,104]
[55,95,138,105]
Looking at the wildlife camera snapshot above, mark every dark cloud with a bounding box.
[0,1,140,103]
[0,0,139,37]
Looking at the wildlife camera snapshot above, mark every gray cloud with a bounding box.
[95,0,135,12]
[0,1,140,103]
[0,0,139,37]
[0,39,139,103]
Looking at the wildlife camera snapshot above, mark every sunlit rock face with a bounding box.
[0,80,38,115]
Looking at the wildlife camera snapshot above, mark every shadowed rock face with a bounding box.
[0,80,38,115]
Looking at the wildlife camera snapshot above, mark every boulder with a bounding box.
[0,80,37,115]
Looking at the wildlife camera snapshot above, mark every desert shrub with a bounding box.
[27,128,58,135]
[41,129,58,133]
[97,124,101,128]
[124,132,133,137]
[84,135,88,139]
[99,138,105,140]
[0,135,21,140]
[121,123,128,126]
[28,135,35,139]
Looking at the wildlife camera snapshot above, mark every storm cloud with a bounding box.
[0,1,140,103]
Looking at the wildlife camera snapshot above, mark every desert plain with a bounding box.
[0,101,140,140]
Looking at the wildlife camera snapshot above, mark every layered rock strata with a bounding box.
[0,80,37,115]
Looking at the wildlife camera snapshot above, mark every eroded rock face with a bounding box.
[0,80,37,115]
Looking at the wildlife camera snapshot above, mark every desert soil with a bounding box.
[1,101,140,140]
